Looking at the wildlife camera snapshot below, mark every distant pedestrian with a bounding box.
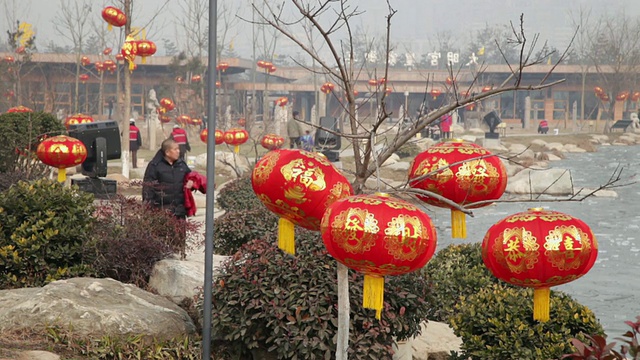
[107,98,114,119]
[538,120,549,134]
[129,118,142,168]
[170,124,191,160]
[440,112,453,139]
[287,110,303,148]
[300,130,314,151]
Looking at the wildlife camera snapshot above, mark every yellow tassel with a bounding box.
[363,275,384,320]
[278,217,295,255]
[141,57,147,64]
[451,209,467,238]
[57,168,66,183]
[533,287,550,322]
[234,145,240,153]
[128,59,135,72]
[107,24,113,31]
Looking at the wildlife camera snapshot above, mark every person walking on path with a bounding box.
[287,110,303,149]
[170,124,191,160]
[300,130,314,151]
[129,119,142,168]
[143,139,193,219]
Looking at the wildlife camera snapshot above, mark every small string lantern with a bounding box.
[223,128,249,153]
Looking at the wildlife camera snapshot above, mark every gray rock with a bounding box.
[411,321,462,360]
[0,278,196,340]
[17,351,60,360]
[506,168,573,195]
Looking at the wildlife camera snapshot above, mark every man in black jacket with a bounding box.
[142,138,193,219]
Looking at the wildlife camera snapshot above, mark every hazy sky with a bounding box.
[4,0,640,57]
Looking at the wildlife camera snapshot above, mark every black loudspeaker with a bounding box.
[483,110,502,133]
[315,116,341,150]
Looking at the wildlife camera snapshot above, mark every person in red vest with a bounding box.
[170,124,191,161]
[129,118,142,168]
[538,119,549,134]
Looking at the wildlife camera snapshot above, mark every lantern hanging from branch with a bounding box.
[190,118,203,127]
[115,53,124,61]
[446,76,454,85]
[191,74,202,83]
[257,60,266,69]
[385,87,392,95]
[368,79,378,87]
[94,62,105,74]
[320,82,335,94]
[37,135,87,182]
[79,74,89,83]
[268,64,277,73]
[260,134,285,150]
[252,149,353,255]
[200,129,208,143]
[103,47,112,56]
[482,208,598,322]
[223,128,249,153]
[160,98,175,111]
[215,81,221,88]
[65,114,94,129]
[103,60,116,74]
[80,56,91,66]
[321,193,437,319]
[616,91,630,102]
[101,6,126,31]
[159,114,172,123]
[408,139,507,239]
[214,129,225,145]
[593,86,604,96]
[631,91,640,102]
[4,55,15,63]
[177,115,191,126]
[430,89,442,100]
[7,106,33,113]
[136,39,156,63]
[481,85,492,92]
[216,62,229,72]
[121,35,138,71]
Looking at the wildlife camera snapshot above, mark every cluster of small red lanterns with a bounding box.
[320,82,335,94]
[594,86,640,102]
[216,62,229,72]
[257,60,277,73]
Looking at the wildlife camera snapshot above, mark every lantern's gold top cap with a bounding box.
[374,192,390,198]
[528,207,545,212]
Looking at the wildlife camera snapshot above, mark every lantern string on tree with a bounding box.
[121,35,138,72]
[223,128,249,154]
[101,6,126,31]
[321,193,437,319]
[252,149,353,255]
[482,208,598,322]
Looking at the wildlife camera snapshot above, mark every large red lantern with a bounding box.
[37,135,87,182]
[223,128,249,153]
[275,97,288,107]
[260,133,285,150]
[408,140,507,238]
[7,106,33,113]
[160,98,176,111]
[482,208,598,322]
[252,149,353,255]
[121,35,138,71]
[65,114,94,129]
[101,6,126,31]
[200,128,208,143]
[321,193,437,319]
[214,129,224,145]
[136,40,157,63]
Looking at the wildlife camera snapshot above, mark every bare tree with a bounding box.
[54,0,92,114]
[584,8,640,132]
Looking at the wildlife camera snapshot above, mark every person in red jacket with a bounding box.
[170,124,191,161]
[129,118,142,168]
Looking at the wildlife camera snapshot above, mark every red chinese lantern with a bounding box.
[385,87,392,95]
[160,98,176,111]
[599,93,610,102]
[321,193,437,319]
[616,91,630,102]
[252,149,354,255]
[482,208,598,322]
[7,106,33,113]
[15,46,25,54]
[95,61,105,74]
[260,134,285,150]
[159,114,172,123]
[276,97,288,107]
[36,135,87,182]
[65,114,94,129]
[257,60,266,68]
[103,47,112,56]
[200,128,208,143]
[176,76,184,84]
[237,118,246,127]
[191,75,202,83]
[368,79,378,86]
[408,140,507,239]
[460,90,470,98]
[121,35,138,71]
[4,55,15,63]
[102,6,126,31]
[268,64,277,73]
[593,86,604,96]
[223,128,249,154]
[321,82,335,94]
[631,91,640,102]
[177,115,191,126]
[4,90,15,100]
[215,81,221,88]
[79,74,89,83]
[216,62,229,72]
[378,78,386,85]
[136,39,156,63]
[214,129,224,145]
[115,53,124,61]
[190,118,203,126]
[353,90,359,97]
[263,62,273,69]
[430,89,442,99]
[465,103,476,111]
[80,56,91,66]
[104,60,116,73]
[481,85,492,92]
[446,76,454,85]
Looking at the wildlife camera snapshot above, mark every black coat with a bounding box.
[142,150,191,217]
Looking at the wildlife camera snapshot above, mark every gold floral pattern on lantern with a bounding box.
[281,159,327,192]
[343,258,412,277]
[252,151,280,186]
[455,159,500,196]
[384,215,430,261]
[490,227,540,274]
[329,208,379,254]
[543,226,595,271]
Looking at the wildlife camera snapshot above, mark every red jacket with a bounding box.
[184,171,207,217]
[171,128,188,145]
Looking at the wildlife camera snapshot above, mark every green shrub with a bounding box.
[216,176,263,212]
[88,195,201,288]
[395,141,422,158]
[0,179,95,289]
[0,111,65,173]
[422,243,506,322]
[213,206,278,255]
[449,284,604,360]
[206,230,432,359]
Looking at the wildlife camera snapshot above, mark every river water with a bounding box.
[428,144,640,336]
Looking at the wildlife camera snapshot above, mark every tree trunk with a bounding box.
[336,263,350,360]
[121,0,131,178]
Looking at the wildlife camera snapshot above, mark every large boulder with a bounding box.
[411,321,462,360]
[195,151,250,176]
[0,278,196,340]
[506,168,574,195]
